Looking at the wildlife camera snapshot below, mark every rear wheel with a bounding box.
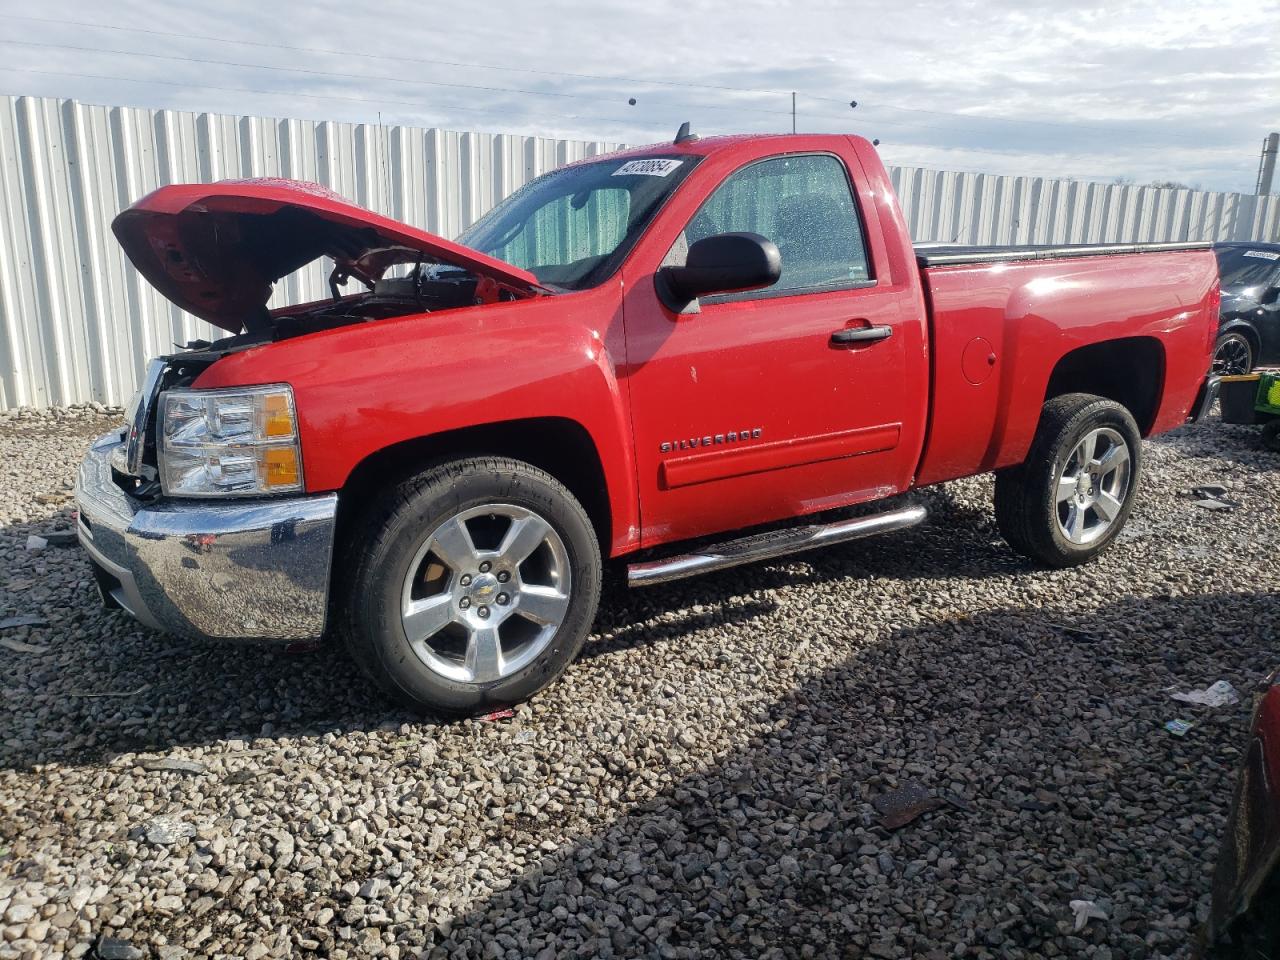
[994,394,1142,568]
[1212,331,1254,376]
[343,457,601,715]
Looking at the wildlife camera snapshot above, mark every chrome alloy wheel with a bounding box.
[399,504,572,684]
[1055,427,1132,545]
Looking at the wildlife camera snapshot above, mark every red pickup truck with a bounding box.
[76,131,1220,714]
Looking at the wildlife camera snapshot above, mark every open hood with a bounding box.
[111,178,543,333]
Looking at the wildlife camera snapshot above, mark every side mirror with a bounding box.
[656,232,781,312]
[1262,286,1280,306]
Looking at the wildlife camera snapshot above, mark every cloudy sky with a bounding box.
[2,0,1277,192]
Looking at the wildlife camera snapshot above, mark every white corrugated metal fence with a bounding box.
[2,94,1278,410]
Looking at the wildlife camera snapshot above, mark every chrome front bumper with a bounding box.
[75,431,338,640]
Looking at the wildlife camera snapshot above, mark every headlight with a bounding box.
[159,384,303,497]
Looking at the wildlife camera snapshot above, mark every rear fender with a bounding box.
[915,249,1217,486]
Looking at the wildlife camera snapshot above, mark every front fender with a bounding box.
[194,286,641,556]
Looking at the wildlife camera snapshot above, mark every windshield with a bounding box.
[1215,246,1280,290]
[456,155,700,290]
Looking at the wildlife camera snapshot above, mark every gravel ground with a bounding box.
[0,406,1277,960]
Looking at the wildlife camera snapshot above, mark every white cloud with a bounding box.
[0,0,1276,191]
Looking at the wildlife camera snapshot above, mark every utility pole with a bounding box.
[791,93,796,134]
[1258,132,1279,195]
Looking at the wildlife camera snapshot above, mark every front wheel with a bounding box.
[994,393,1142,568]
[343,457,602,716]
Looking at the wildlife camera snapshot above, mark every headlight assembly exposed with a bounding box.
[159,385,303,497]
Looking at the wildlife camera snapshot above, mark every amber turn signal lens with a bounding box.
[260,392,295,438]
[261,447,300,488]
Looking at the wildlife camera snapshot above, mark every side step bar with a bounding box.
[627,504,927,587]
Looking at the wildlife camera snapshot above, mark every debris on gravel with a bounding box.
[0,406,1276,959]
[0,637,49,654]
[871,781,948,830]
[1070,899,1110,932]
[1167,679,1241,708]
[0,615,49,630]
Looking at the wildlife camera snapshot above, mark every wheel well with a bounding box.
[1043,337,1164,435]
[337,417,611,550]
[1220,322,1260,358]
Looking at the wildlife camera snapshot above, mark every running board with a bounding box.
[627,504,927,587]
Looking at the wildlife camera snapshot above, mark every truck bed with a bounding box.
[915,240,1210,267]
[912,244,1220,488]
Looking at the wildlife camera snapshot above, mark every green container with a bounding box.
[1256,372,1280,416]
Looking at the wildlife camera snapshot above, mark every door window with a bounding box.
[680,154,871,297]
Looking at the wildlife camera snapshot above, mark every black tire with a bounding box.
[1212,331,1254,376]
[342,456,601,716]
[994,393,1142,568]
[1262,420,1280,452]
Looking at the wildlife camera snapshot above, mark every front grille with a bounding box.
[120,357,167,478]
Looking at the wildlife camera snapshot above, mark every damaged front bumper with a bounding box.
[74,430,338,640]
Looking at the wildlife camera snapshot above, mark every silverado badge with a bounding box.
[660,428,762,454]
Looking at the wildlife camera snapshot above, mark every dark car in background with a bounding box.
[1212,242,1280,375]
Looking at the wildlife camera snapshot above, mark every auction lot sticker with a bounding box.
[613,158,683,177]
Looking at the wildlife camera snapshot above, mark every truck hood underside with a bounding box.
[111,178,542,333]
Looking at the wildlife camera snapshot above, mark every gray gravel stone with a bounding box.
[139,817,196,846]
[93,937,144,959]
[0,407,1274,958]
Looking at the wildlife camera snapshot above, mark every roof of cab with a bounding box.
[568,132,866,167]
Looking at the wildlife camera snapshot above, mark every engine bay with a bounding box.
[293,269,482,328]
[175,268,490,362]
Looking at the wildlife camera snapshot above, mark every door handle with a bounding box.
[831,324,893,346]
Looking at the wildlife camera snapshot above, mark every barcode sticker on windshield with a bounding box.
[613,158,683,178]
[1243,250,1280,260]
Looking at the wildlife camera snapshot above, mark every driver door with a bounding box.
[621,149,924,549]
